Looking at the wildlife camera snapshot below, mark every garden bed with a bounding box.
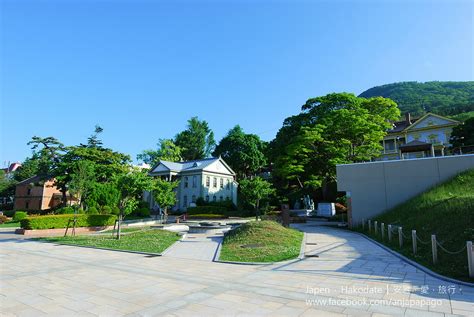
[38,229,180,254]
[16,225,114,236]
[219,220,304,263]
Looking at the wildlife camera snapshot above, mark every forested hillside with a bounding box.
[359,81,474,117]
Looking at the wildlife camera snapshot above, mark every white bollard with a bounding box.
[368,220,372,233]
[388,225,392,242]
[467,241,474,278]
[374,221,378,235]
[398,227,403,248]
[381,223,385,240]
[412,230,417,255]
[431,235,438,265]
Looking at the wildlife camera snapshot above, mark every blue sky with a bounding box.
[1,0,472,165]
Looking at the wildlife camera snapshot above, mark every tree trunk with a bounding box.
[61,185,67,207]
[255,199,260,221]
[322,177,329,201]
[117,212,122,240]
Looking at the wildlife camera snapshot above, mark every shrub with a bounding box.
[55,206,75,214]
[87,207,99,214]
[137,207,150,218]
[20,214,117,230]
[0,215,8,224]
[101,206,112,214]
[3,210,15,217]
[187,214,228,219]
[187,206,228,215]
[111,206,120,215]
[13,211,28,222]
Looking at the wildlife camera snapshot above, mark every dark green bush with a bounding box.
[87,207,99,214]
[187,206,228,215]
[55,206,75,214]
[20,214,117,230]
[137,207,150,218]
[13,211,27,222]
[3,210,15,217]
[101,206,112,214]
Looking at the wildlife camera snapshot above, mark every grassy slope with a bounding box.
[219,221,304,263]
[360,169,474,281]
[40,229,180,254]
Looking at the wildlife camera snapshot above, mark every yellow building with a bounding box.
[379,113,460,160]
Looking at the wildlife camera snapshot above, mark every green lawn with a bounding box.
[219,220,304,263]
[100,226,149,234]
[39,229,180,254]
[355,169,474,282]
[0,221,20,228]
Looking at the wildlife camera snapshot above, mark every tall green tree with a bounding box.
[13,154,41,182]
[450,117,474,149]
[68,160,96,209]
[0,170,16,201]
[84,182,120,211]
[27,136,65,177]
[152,178,179,216]
[271,93,400,199]
[82,125,104,148]
[137,139,182,165]
[213,125,267,178]
[114,169,153,239]
[239,177,275,220]
[175,117,215,160]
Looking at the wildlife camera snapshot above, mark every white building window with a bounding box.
[192,195,196,203]
[184,177,189,188]
[219,196,223,201]
[213,177,217,188]
[220,178,224,189]
[192,175,197,188]
[213,195,217,202]
[205,195,209,202]
[206,176,210,187]
[183,195,187,207]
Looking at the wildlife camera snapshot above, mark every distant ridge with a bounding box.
[359,81,474,117]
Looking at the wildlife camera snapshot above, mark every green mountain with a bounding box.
[359,81,474,117]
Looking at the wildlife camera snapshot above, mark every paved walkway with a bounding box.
[163,233,222,261]
[0,224,473,316]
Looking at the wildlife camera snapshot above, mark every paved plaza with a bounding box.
[0,224,473,316]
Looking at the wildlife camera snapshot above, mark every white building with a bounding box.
[147,157,238,212]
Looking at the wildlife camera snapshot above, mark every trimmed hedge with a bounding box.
[20,214,117,230]
[187,214,228,219]
[186,206,228,215]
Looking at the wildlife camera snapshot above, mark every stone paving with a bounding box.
[0,224,473,316]
[163,233,222,261]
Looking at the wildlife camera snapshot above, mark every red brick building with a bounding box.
[14,176,76,211]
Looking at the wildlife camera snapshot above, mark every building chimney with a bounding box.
[405,112,411,124]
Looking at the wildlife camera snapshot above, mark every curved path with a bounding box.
[0,225,472,316]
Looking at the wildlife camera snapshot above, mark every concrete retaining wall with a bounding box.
[336,154,474,226]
